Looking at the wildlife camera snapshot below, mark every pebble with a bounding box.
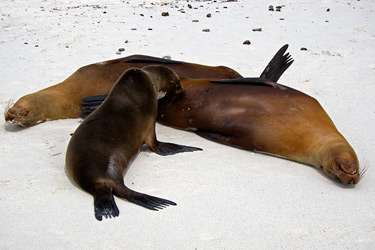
[118,48,125,52]
[202,29,210,32]
[301,47,307,51]
[207,13,211,18]
[269,5,274,11]
[161,12,169,16]
[243,40,251,45]
[252,28,262,32]
[192,19,199,22]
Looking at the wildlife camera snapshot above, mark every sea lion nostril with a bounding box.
[338,163,358,175]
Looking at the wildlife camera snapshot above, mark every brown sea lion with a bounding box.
[5,45,292,126]
[83,77,363,186]
[155,78,362,185]
[65,65,202,221]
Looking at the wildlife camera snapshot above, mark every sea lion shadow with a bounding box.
[294,159,357,189]
[3,123,26,132]
[258,151,357,189]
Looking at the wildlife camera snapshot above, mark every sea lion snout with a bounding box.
[334,158,360,185]
[5,104,29,123]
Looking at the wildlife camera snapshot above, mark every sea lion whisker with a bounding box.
[359,165,369,181]
[4,99,15,117]
[323,165,338,177]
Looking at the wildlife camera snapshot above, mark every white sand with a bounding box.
[1,0,374,249]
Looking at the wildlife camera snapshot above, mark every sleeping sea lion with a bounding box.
[82,73,363,185]
[4,45,292,126]
[65,65,202,221]
[156,78,362,185]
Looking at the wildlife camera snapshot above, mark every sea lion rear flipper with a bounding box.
[115,185,176,211]
[79,95,108,119]
[93,189,120,221]
[149,141,202,156]
[259,44,294,82]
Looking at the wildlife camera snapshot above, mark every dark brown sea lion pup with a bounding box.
[65,65,202,221]
[5,45,292,126]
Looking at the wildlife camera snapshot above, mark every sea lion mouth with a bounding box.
[5,108,42,127]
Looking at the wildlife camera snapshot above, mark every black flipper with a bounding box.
[79,95,108,119]
[152,141,202,156]
[210,77,285,89]
[94,190,120,221]
[210,44,293,89]
[195,131,232,145]
[123,55,186,64]
[124,189,177,211]
[81,94,108,102]
[259,44,294,82]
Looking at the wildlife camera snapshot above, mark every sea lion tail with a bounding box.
[113,184,177,211]
[260,44,294,82]
[93,189,120,221]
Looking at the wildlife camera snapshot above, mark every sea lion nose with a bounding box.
[336,158,358,175]
[5,106,28,122]
[5,110,16,122]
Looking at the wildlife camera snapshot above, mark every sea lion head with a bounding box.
[142,65,184,100]
[5,94,47,127]
[320,143,360,185]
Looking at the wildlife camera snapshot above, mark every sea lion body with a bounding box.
[157,78,360,184]
[65,66,201,221]
[5,55,241,126]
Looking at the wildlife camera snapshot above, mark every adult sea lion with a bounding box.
[83,78,363,185]
[66,65,202,221]
[4,45,292,126]
[156,78,362,185]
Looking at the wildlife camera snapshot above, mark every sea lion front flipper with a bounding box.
[195,131,233,146]
[79,95,108,119]
[150,141,203,156]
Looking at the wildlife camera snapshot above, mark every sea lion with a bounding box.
[5,45,292,126]
[83,77,363,185]
[156,78,362,185]
[65,65,202,221]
